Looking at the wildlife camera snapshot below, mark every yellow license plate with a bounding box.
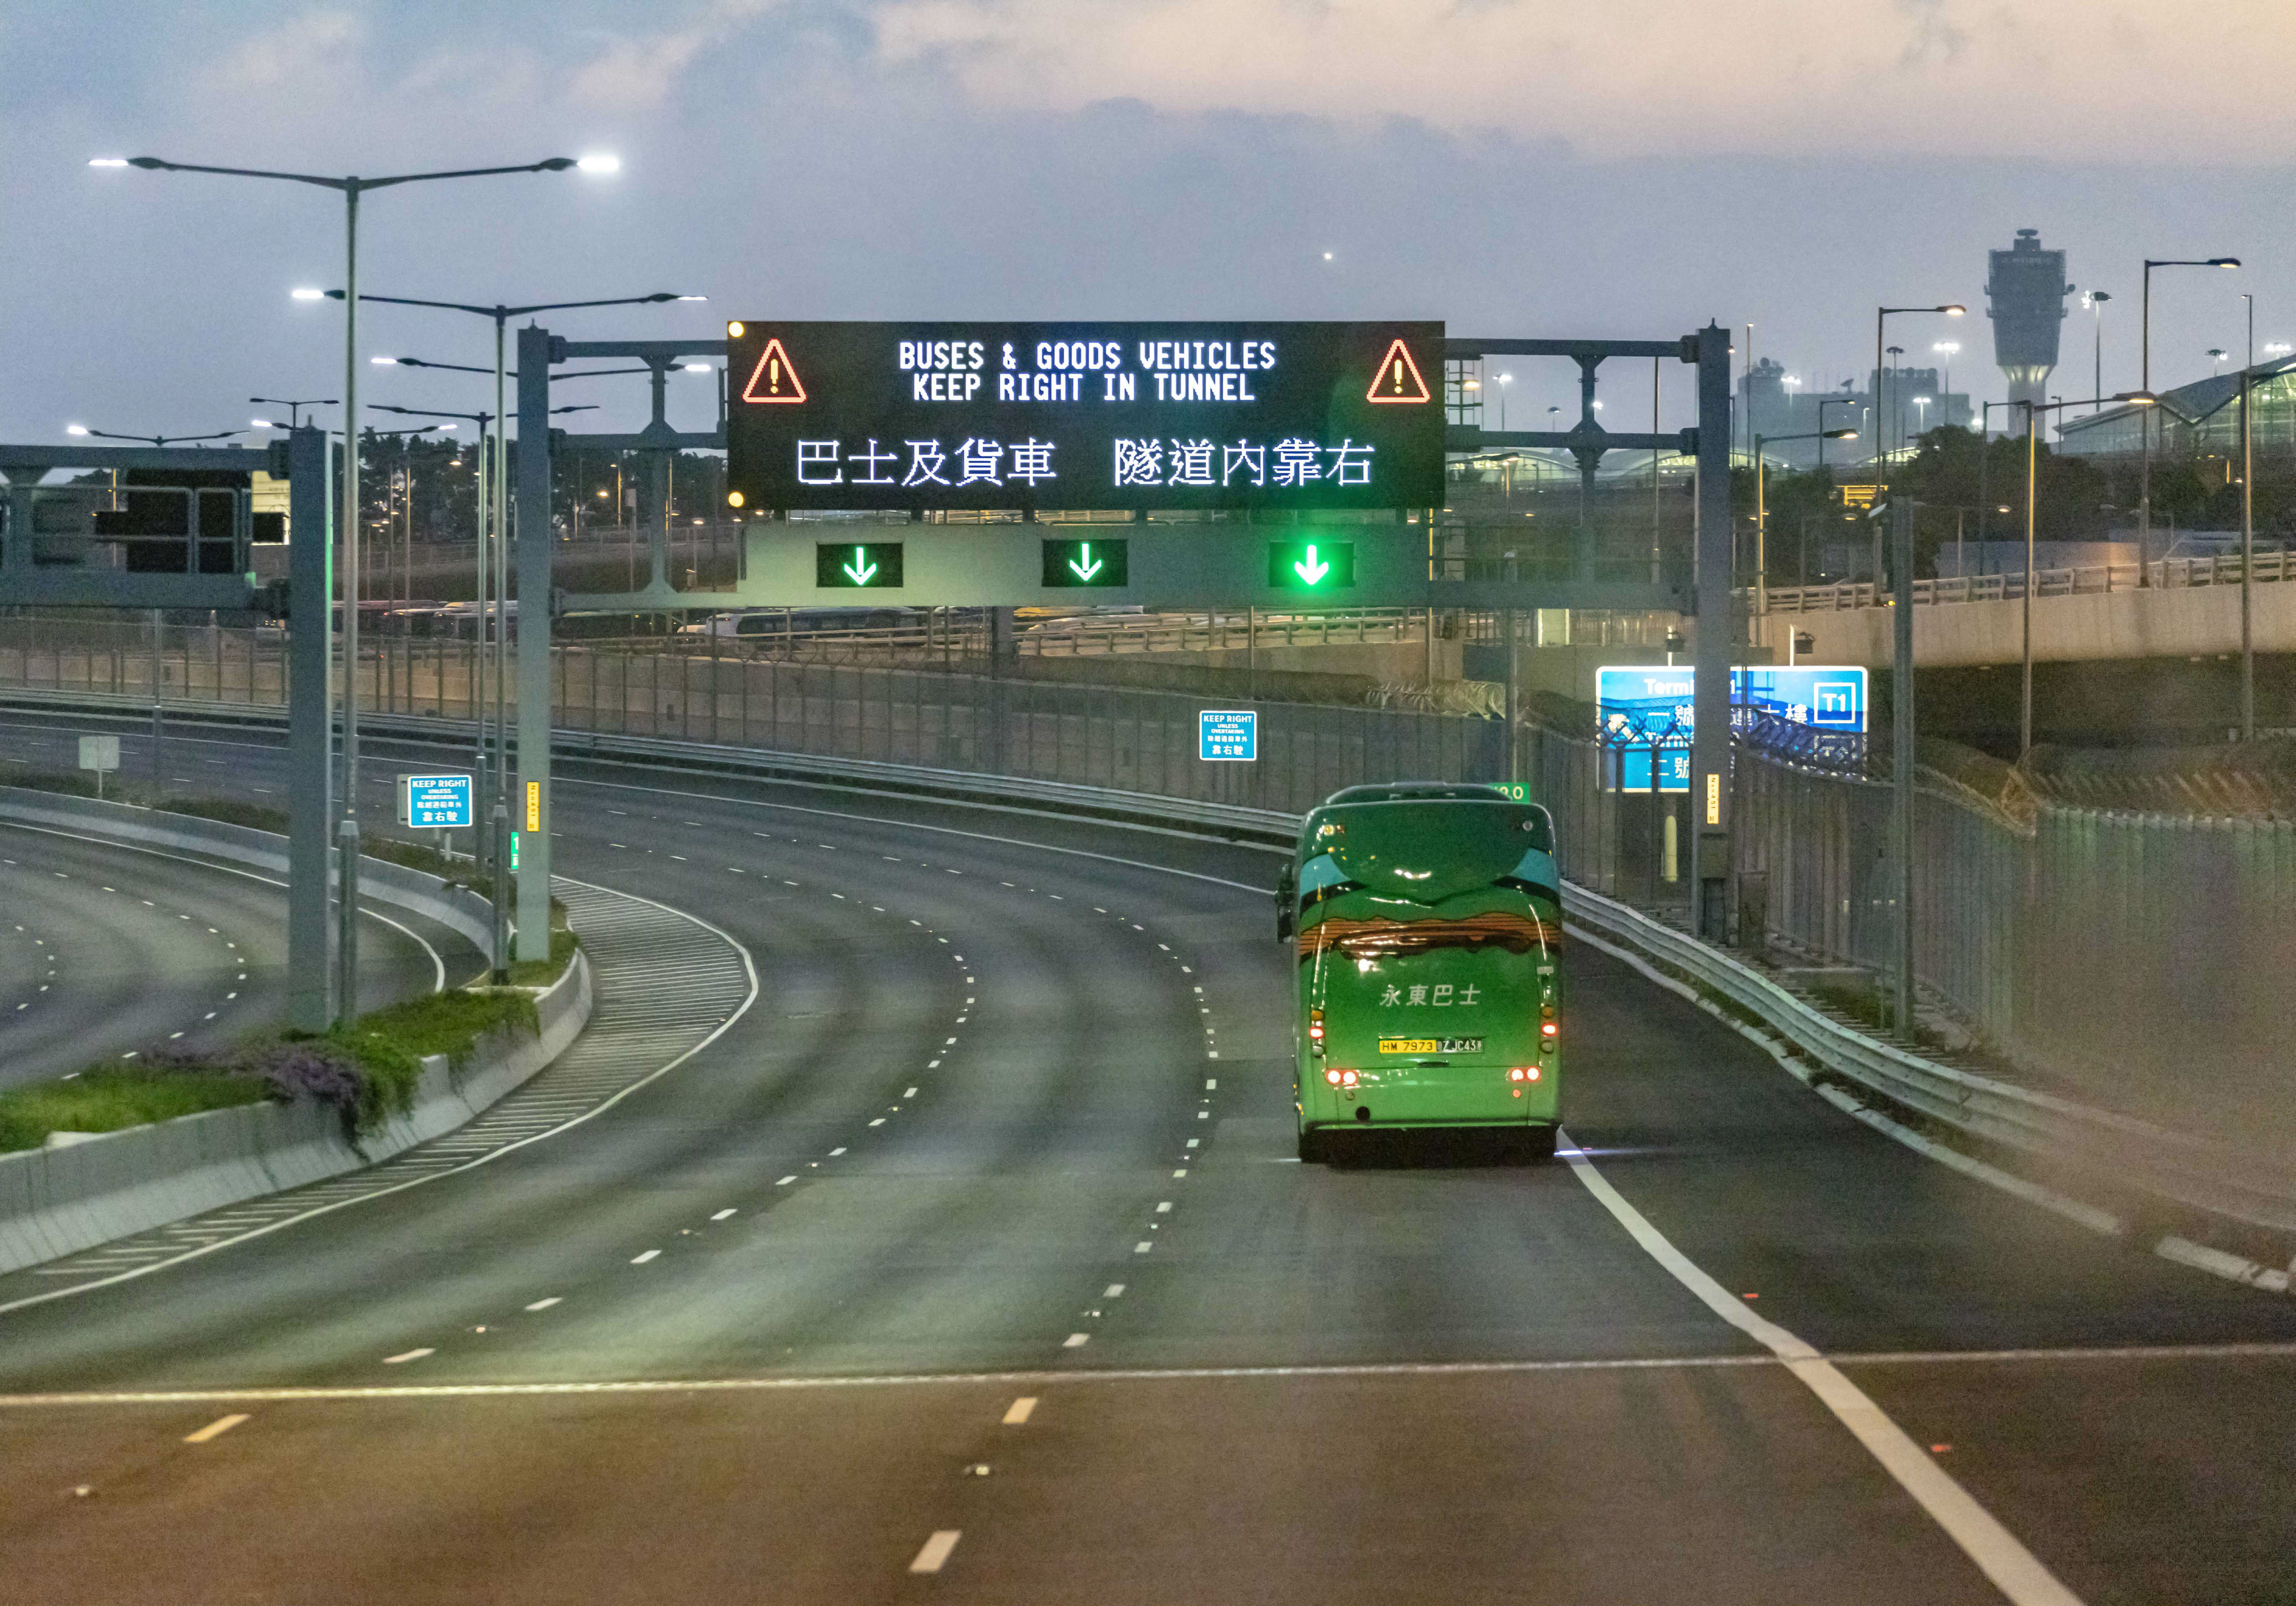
[1378,1038,1439,1054]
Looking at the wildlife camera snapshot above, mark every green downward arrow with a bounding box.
[1069,542,1104,581]
[1293,543,1330,585]
[843,546,878,585]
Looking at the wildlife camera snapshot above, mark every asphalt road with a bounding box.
[0,820,474,1090]
[2,709,2295,1605]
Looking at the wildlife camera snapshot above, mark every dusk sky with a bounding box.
[11,1,2295,444]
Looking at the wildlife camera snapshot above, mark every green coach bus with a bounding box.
[1279,783,1563,1162]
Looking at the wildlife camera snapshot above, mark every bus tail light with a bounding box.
[1540,1021,1559,1040]
[1324,1068,1342,1086]
[1507,1067,1540,1083]
[1308,1008,1326,1056]
[1340,1069,1359,1088]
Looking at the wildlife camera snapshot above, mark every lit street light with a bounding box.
[93,147,618,1022]
[321,288,701,976]
[65,422,247,447]
[249,396,336,430]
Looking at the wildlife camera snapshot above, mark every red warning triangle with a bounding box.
[1366,338,1431,403]
[740,337,808,404]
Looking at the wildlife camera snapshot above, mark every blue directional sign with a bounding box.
[397,772,475,829]
[1595,665,1868,792]
[1199,709,1258,762]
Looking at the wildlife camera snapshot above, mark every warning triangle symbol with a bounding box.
[1366,338,1431,404]
[741,337,808,404]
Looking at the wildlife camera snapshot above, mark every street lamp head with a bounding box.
[125,156,167,170]
[681,363,713,374]
[251,418,275,429]
[88,157,128,168]
[371,355,400,365]
[2116,391,2158,405]
[1942,304,1966,316]
[575,154,621,175]
[290,287,327,301]
[65,424,88,436]
[1825,429,1858,439]
[2092,290,2112,304]
[2213,258,2241,269]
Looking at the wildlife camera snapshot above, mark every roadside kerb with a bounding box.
[0,948,590,1277]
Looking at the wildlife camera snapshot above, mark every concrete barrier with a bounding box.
[0,948,590,1276]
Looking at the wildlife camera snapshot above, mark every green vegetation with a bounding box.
[0,775,584,1154]
[0,1069,273,1154]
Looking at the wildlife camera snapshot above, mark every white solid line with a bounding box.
[711,1209,738,1221]
[909,1531,962,1574]
[776,1175,796,1185]
[183,1412,250,1444]
[1556,1129,2084,1606]
[868,1118,885,1127]
[1063,1333,1090,1349]
[382,1349,434,1365]
[630,1249,661,1264]
[1003,1396,1037,1424]
[828,1147,846,1157]
[524,1298,561,1311]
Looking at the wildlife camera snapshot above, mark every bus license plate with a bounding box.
[1377,1037,1485,1055]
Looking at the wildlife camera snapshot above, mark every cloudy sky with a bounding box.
[8,1,2293,444]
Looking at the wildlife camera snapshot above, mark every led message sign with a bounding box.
[1040,538,1129,588]
[815,542,905,588]
[724,322,1444,513]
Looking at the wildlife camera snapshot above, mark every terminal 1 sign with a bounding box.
[724,321,1445,514]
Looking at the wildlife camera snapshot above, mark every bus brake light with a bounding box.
[1507,1067,1540,1083]
[1341,1070,1358,1087]
[1540,1022,1558,1039]
[1325,1068,1342,1085]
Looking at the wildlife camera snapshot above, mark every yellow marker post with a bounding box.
[525,780,541,833]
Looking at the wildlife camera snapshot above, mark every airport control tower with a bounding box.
[1987,228,2072,411]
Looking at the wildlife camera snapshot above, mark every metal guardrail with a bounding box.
[1765,549,2294,615]
[1558,880,2296,1238]
[5,684,2290,1241]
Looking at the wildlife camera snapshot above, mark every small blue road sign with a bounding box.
[397,772,475,829]
[1199,709,1258,762]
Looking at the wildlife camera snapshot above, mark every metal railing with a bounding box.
[5,610,2290,1214]
[1764,548,2294,613]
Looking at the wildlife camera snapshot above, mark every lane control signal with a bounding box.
[1308,1007,1326,1056]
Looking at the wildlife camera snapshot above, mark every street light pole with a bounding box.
[347,287,695,977]
[2141,257,2241,576]
[1756,427,1858,612]
[1871,301,1965,1036]
[2014,392,2158,759]
[101,149,613,1022]
[2088,292,2110,414]
[2242,292,2256,740]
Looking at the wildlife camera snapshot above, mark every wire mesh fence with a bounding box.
[4,610,2288,1147]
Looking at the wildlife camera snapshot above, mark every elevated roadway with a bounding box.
[1,715,2292,1604]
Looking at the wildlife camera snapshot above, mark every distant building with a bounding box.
[2056,354,2296,465]
[1987,228,2072,410]
[1739,357,1969,471]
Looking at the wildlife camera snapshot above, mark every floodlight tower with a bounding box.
[1987,228,2073,415]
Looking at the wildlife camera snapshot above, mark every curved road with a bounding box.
[0,714,2293,1604]
[0,821,473,1089]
